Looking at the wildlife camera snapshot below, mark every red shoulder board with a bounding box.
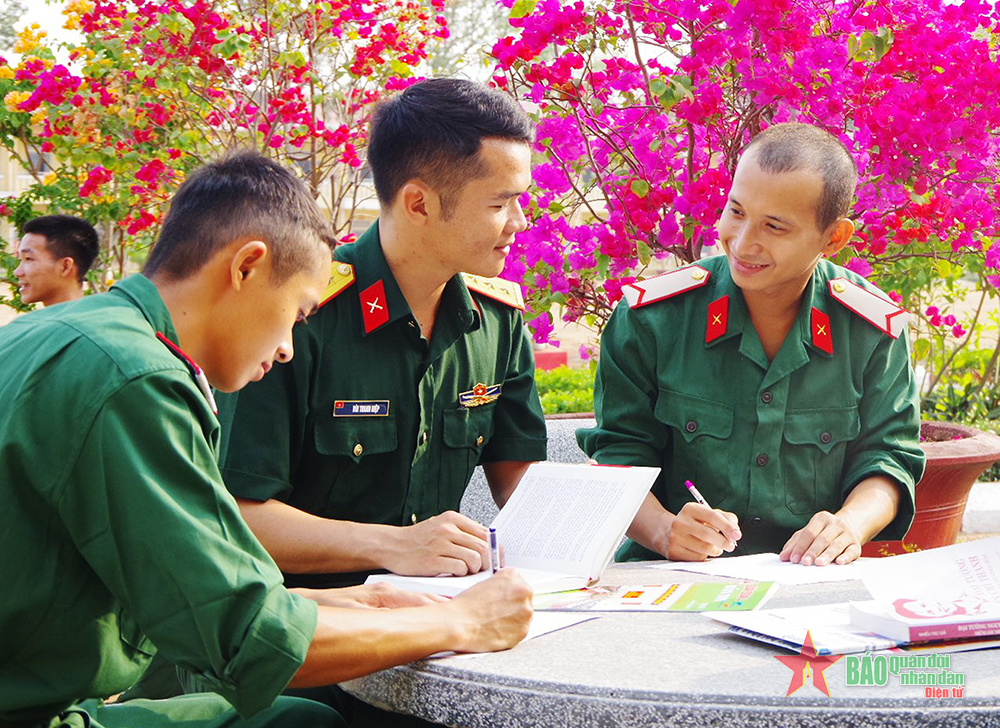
[319,262,356,308]
[623,265,710,308]
[828,278,909,339]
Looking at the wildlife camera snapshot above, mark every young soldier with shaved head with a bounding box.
[580,123,924,567]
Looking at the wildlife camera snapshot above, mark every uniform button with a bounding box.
[750,517,764,526]
[353,443,364,457]
[755,453,769,467]
[820,431,832,444]
[685,421,698,433]
[476,435,484,446]
[420,431,428,445]
[411,513,418,525]
[760,391,773,404]
[337,263,352,276]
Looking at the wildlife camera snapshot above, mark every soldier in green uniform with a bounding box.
[579,123,925,567]
[0,153,533,728]
[216,78,547,590]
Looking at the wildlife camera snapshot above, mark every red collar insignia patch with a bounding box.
[811,307,833,355]
[706,295,729,343]
[360,280,389,334]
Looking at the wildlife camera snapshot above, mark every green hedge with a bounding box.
[534,365,595,415]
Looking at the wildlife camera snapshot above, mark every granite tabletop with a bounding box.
[342,562,1000,727]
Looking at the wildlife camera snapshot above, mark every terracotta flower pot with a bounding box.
[862,421,1000,557]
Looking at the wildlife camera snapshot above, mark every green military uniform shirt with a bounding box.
[216,221,547,588]
[0,275,317,722]
[578,256,924,558]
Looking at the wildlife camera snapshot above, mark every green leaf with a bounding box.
[510,0,537,19]
[390,59,412,77]
[649,78,667,97]
[630,179,650,198]
[935,259,954,279]
[913,338,931,361]
[636,238,653,266]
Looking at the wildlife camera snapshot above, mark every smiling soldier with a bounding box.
[214,79,547,593]
[580,122,925,568]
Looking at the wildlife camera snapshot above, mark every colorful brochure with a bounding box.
[534,581,777,612]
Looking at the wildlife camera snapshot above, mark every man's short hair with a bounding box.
[745,123,858,231]
[143,152,334,283]
[22,215,99,282]
[367,78,534,216]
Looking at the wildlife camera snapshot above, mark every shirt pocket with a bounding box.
[654,389,734,509]
[309,416,399,518]
[441,405,496,510]
[782,406,860,514]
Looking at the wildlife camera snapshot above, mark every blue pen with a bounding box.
[488,527,501,574]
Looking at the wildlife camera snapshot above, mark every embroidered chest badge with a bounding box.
[459,382,502,408]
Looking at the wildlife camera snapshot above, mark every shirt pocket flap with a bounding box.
[784,407,860,454]
[655,389,733,443]
[117,607,155,658]
[442,405,495,450]
[314,416,398,463]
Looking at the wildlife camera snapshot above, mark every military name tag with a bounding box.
[334,400,390,416]
[459,383,501,408]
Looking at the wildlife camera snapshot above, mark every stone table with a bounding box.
[342,563,1000,727]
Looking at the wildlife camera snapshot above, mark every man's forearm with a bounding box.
[290,569,533,686]
[835,475,902,544]
[484,459,533,507]
[625,492,675,556]
[237,497,399,573]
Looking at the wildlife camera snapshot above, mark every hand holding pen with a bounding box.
[667,480,742,561]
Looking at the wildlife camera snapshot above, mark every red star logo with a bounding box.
[774,631,842,696]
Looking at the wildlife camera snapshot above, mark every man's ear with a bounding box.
[58,257,77,280]
[229,240,269,290]
[397,180,439,226]
[823,217,855,257]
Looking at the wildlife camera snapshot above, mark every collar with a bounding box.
[109,274,178,344]
[702,258,835,362]
[340,222,415,336]
[109,274,217,413]
[338,221,480,336]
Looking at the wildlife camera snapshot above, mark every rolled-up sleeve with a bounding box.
[480,312,547,463]
[841,327,924,540]
[62,373,317,717]
[577,301,669,466]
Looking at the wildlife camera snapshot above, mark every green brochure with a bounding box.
[534,581,777,612]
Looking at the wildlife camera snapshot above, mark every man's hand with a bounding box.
[780,510,861,566]
[382,511,491,576]
[446,568,534,653]
[665,502,742,561]
[292,583,447,609]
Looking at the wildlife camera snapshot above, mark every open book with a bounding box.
[365,461,659,596]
